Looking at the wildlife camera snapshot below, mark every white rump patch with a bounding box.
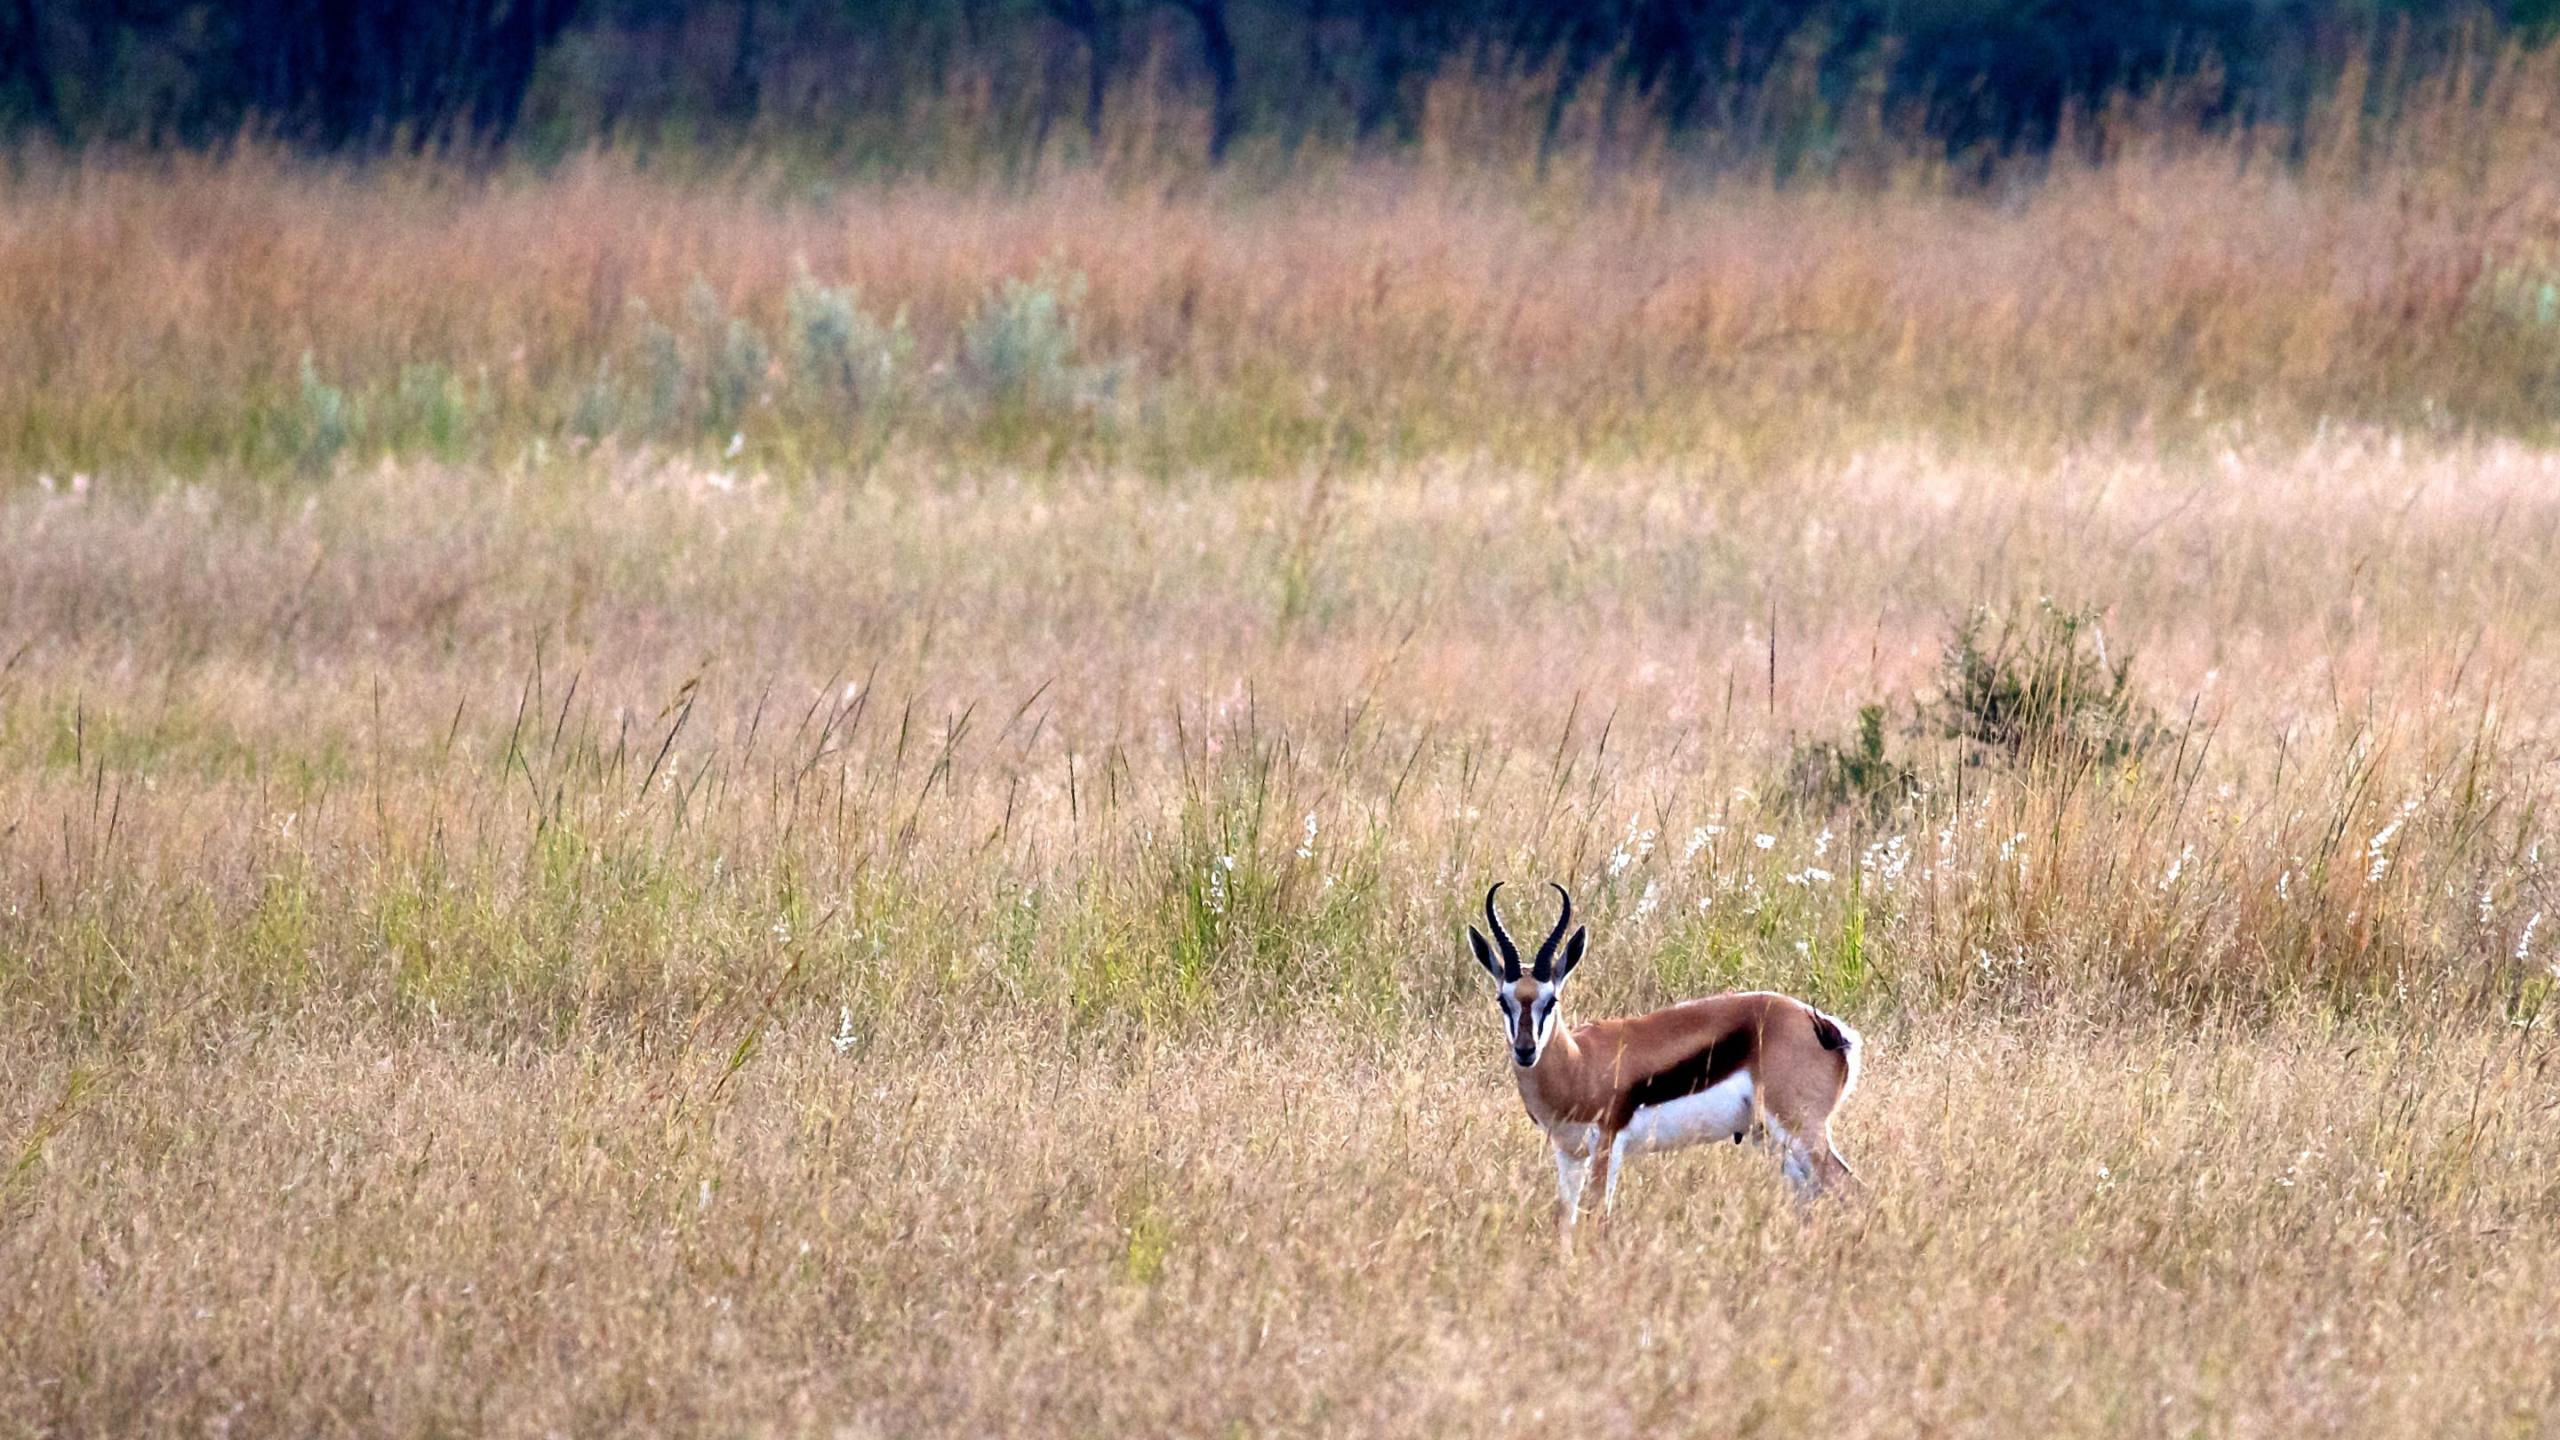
[1619,1071,1755,1155]
[1821,1009,1865,1096]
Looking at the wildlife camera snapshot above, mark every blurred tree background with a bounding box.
[3,1,2557,164]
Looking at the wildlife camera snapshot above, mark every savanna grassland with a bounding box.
[10,76,2560,1436]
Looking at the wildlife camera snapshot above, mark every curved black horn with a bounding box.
[1532,882,1574,979]
[1482,882,1521,979]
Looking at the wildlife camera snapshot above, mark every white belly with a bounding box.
[1618,1071,1754,1154]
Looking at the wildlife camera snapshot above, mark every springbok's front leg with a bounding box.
[1580,1129,1620,1231]
[1551,1145,1590,1242]
[1551,1130,1620,1246]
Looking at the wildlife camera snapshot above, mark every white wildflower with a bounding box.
[1609,814,1657,877]
[2366,798,2418,883]
[2160,844,2193,891]
[832,1007,858,1054]
[1634,881,1660,919]
[2518,911,2543,963]
[1862,835,1910,887]
[1754,833,1776,851]
[1296,811,1319,860]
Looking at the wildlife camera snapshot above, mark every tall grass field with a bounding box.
[8,75,2560,1434]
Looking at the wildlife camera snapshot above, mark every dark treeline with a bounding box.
[5,1,2557,163]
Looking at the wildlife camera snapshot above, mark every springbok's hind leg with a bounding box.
[1820,1135,1859,1189]
[1763,1115,1852,1200]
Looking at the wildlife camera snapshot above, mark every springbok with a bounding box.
[1469,881,1861,1235]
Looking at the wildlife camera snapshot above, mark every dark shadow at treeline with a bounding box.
[5,1,2558,163]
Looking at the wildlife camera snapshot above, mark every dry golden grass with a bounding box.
[8,128,2560,1433]
[9,65,2560,481]
[7,1017,2557,1436]
[7,431,2560,1434]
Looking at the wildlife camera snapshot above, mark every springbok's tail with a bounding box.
[1806,1006,1863,1096]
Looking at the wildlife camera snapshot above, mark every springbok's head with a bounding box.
[1467,881,1586,1068]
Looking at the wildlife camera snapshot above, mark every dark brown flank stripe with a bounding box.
[1607,1026,1755,1130]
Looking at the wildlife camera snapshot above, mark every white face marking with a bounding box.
[1619,1071,1756,1155]
[1498,979,1561,1064]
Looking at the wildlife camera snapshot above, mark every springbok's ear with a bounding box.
[1553,926,1588,983]
[1466,925,1503,981]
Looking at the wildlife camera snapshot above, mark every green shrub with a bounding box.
[960,271,1111,411]
[690,282,771,436]
[386,362,472,461]
[291,354,355,474]
[571,361,623,441]
[639,314,686,435]
[1786,702,1916,820]
[1933,601,2165,770]
[786,269,913,414]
